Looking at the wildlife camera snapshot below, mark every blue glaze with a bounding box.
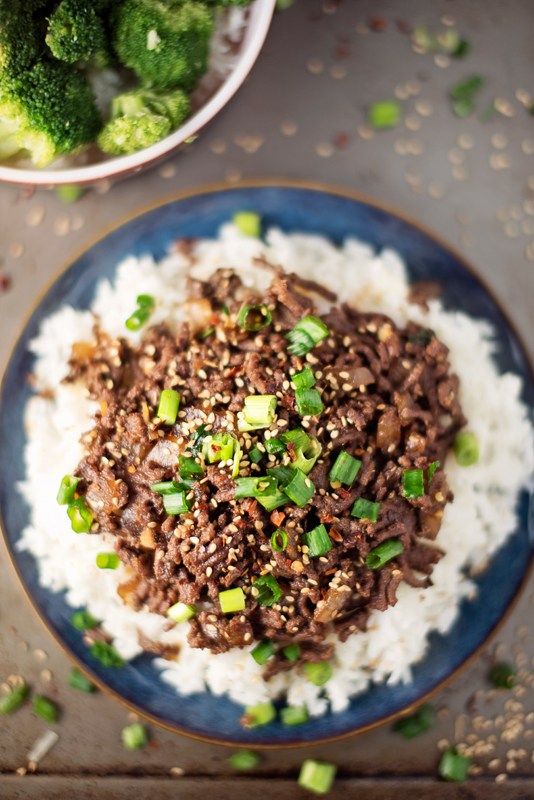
[0,185,532,745]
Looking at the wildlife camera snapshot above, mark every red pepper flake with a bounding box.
[0,273,12,293]
[396,19,411,35]
[271,509,286,527]
[332,132,350,150]
[368,17,388,32]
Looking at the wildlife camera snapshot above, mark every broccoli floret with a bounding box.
[113,0,214,91]
[45,0,108,65]
[204,1,251,5]
[0,60,101,167]
[97,86,190,155]
[0,1,42,74]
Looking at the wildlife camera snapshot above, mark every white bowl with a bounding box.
[0,0,275,187]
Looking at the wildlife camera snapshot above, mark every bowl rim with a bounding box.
[0,0,276,187]
[1,178,532,749]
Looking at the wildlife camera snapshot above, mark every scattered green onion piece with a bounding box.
[237,303,272,332]
[366,538,404,569]
[402,468,425,498]
[157,388,180,425]
[351,498,380,522]
[89,641,124,668]
[229,749,260,771]
[57,474,80,505]
[179,455,203,480]
[56,184,84,203]
[234,475,278,499]
[291,366,315,390]
[251,640,275,665]
[33,695,59,724]
[283,643,301,662]
[238,394,277,431]
[265,437,286,455]
[150,480,182,495]
[253,574,283,607]
[190,423,208,455]
[69,668,96,693]
[427,460,440,480]
[96,552,120,570]
[303,524,332,558]
[71,609,99,631]
[488,662,516,689]
[257,489,288,511]
[392,704,434,738]
[270,528,289,552]
[233,211,261,238]
[136,293,155,310]
[67,497,93,533]
[286,328,314,357]
[453,431,479,466]
[242,701,276,728]
[249,446,263,464]
[281,705,309,726]
[303,661,333,687]
[167,602,196,623]
[450,75,484,118]
[231,438,242,479]
[281,428,310,450]
[200,326,215,340]
[287,315,329,356]
[0,682,29,715]
[122,722,148,750]
[368,99,401,129]
[298,759,337,795]
[203,432,236,464]
[125,307,150,332]
[267,465,295,485]
[295,387,324,417]
[329,450,362,486]
[284,469,315,507]
[291,437,322,475]
[219,587,246,614]
[163,491,190,515]
[439,747,471,782]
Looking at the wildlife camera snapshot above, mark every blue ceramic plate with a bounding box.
[1,182,532,747]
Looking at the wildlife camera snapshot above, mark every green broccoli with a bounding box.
[0,1,41,75]
[0,60,101,167]
[97,87,190,155]
[113,0,214,91]
[45,0,108,65]
[204,1,251,5]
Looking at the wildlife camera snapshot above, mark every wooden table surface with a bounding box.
[0,1,532,797]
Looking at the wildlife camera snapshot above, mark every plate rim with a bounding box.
[1,178,532,749]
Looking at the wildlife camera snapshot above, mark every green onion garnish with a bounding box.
[453,431,479,466]
[136,294,155,310]
[237,303,272,332]
[402,468,425,498]
[427,460,440,480]
[267,464,295,485]
[287,315,329,356]
[303,661,333,686]
[179,455,203,480]
[234,475,278,499]
[125,307,150,331]
[69,667,96,693]
[57,474,80,505]
[150,480,182,495]
[71,609,99,631]
[488,661,516,689]
[298,759,337,795]
[190,423,208,455]
[329,451,362,486]
[56,184,84,203]
[253,574,283,607]
[167,601,196,623]
[392,704,434,738]
[291,366,315,390]
[450,75,484,118]
[238,394,277,431]
[89,641,124,668]
[291,436,322,475]
[295,387,324,417]
[163,491,190,515]
[284,468,315,507]
[96,552,120,570]
[0,682,29,715]
[251,640,275,665]
[257,489,288,511]
[265,437,286,455]
[249,446,263,464]
[200,326,215,340]
[219,587,246,614]
[368,99,401,129]
[283,643,301,662]
[351,498,380,522]
[229,749,260,771]
[270,528,289,552]
[67,497,93,533]
[242,701,276,728]
[281,705,309,726]
[303,524,332,558]
[203,432,236,463]
[233,211,261,238]
[281,428,310,450]
[157,388,180,425]
[439,747,471,782]
[122,722,148,750]
[33,695,59,723]
[366,538,404,569]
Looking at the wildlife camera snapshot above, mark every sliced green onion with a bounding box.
[291,436,322,475]
[304,524,332,558]
[299,759,337,796]
[366,538,404,569]
[69,667,96,693]
[237,303,272,332]
[200,326,215,340]
[251,640,275,665]
[281,428,310,450]
[71,609,99,631]
[89,641,124,668]
[33,695,59,723]
[303,661,333,686]
[392,704,434,738]
[238,394,277,431]
[0,682,29,715]
[96,552,120,570]
[56,184,84,203]
[253,574,283,607]
[267,464,295,485]
[270,528,289,552]
[203,432,236,463]
[427,460,440,480]
[265,437,286,456]
[488,662,516,689]
[402,468,425,498]
[295,387,324,417]
[162,491,190,515]
[329,451,362,486]
[125,307,150,331]
[190,423,208,455]
[231,438,242,479]
[167,602,196,623]
[281,705,309,726]
[179,455,203,480]
[283,643,301,662]
[453,431,479,466]
[67,497,93,533]
[291,366,315,390]
[136,293,155,310]
[57,474,80,505]
[287,315,329,356]
[233,211,261,238]
[249,446,263,464]
[157,388,180,425]
[229,749,260,771]
[257,490,288,511]
[219,587,246,614]
[150,480,182,495]
[234,475,278,499]
[439,747,471,782]
[121,722,148,750]
[368,99,401,129]
[284,469,315,507]
[242,701,276,728]
[351,498,380,522]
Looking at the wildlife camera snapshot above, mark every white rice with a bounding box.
[18,224,533,716]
